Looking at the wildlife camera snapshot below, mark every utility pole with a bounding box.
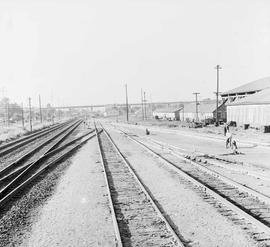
[143,91,147,120]
[149,94,153,119]
[6,99,9,126]
[21,103,24,128]
[0,87,6,124]
[125,84,129,122]
[28,97,32,132]
[141,88,144,120]
[0,87,5,98]
[182,104,185,122]
[193,93,200,122]
[214,65,222,126]
[39,94,43,123]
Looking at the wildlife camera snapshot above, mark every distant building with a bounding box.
[104,106,120,117]
[222,77,270,127]
[153,107,182,121]
[181,100,225,122]
[92,106,106,113]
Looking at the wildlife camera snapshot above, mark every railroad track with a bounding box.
[0,120,72,157]
[141,137,270,203]
[0,119,83,183]
[96,124,185,247]
[111,125,270,244]
[192,153,270,183]
[132,136,270,199]
[0,124,99,210]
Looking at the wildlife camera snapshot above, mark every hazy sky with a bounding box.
[0,0,270,107]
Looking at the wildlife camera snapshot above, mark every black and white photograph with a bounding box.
[0,0,270,246]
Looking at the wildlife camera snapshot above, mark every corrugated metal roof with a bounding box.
[221,76,270,96]
[228,87,270,106]
[153,107,182,113]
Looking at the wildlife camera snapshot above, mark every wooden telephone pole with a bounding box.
[21,103,24,128]
[141,88,144,120]
[28,97,32,132]
[125,84,129,122]
[39,95,43,123]
[143,92,147,120]
[214,65,222,126]
[193,92,200,122]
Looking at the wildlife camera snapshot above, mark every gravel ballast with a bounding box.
[107,125,261,247]
[0,136,115,247]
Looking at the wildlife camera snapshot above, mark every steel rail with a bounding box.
[43,120,82,154]
[169,149,270,204]
[95,124,122,247]
[0,130,98,209]
[0,120,85,184]
[0,129,95,197]
[131,136,270,205]
[98,123,185,247]
[0,162,33,184]
[0,121,72,156]
[114,126,270,237]
[0,123,90,185]
[0,121,64,150]
[146,137,270,191]
[0,119,82,180]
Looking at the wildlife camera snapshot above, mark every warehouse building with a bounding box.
[227,88,270,127]
[221,76,270,103]
[222,77,270,127]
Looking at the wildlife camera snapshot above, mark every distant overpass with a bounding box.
[53,101,191,110]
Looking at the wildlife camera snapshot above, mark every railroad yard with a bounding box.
[1,2,270,246]
[0,118,269,247]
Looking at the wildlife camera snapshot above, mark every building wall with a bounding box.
[213,103,227,122]
[153,112,176,120]
[227,104,270,126]
[180,112,213,121]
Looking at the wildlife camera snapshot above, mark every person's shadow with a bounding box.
[220,152,245,156]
